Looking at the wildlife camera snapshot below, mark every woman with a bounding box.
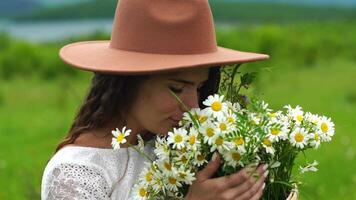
[41,0,269,199]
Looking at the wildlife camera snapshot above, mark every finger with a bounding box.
[222,165,265,199]
[249,182,265,200]
[217,164,265,189]
[237,175,266,200]
[196,152,221,181]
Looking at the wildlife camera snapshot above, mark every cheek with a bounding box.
[150,93,180,118]
[134,90,180,133]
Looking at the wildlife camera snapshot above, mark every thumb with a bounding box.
[196,152,221,181]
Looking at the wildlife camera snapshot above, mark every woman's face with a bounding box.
[128,68,209,135]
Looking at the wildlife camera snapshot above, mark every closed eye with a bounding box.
[169,86,183,93]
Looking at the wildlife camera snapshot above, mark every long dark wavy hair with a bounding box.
[55,67,221,152]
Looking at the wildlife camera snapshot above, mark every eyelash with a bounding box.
[169,86,183,93]
[169,86,203,94]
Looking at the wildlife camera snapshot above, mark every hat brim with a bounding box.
[59,41,269,74]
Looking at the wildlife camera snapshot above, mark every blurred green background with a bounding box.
[0,0,355,199]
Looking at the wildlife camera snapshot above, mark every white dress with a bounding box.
[41,141,155,200]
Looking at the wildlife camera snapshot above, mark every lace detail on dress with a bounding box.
[44,163,110,200]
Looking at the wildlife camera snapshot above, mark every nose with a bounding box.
[181,89,199,111]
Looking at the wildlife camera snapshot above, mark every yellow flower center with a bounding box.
[206,128,215,137]
[189,135,196,145]
[174,134,183,143]
[145,172,152,182]
[294,133,304,142]
[232,152,241,161]
[268,112,277,118]
[297,115,303,122]
[199,116,208,123]
[228,117,235,123]
[168,177,177,185]
[321,122,329,133]
[263,138,272,146]
[215,137,223,146]
[314,133,319,141]
[219,123,227,131]
[211,101,222,111]
[181,155,188,164]
[179,172,187,179]
[139,188,147,197]
[116,134,125,143]
[271,128,280,136]
[234,138,244,145]
[164,162,172,171]
[181,147,187,153]
[197,154,204,161]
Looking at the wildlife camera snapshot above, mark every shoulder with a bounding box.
[41,147,128,199]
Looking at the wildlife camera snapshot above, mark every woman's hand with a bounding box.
[185,153,267,200]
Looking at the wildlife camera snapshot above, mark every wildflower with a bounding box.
[290,128,309,149]
[203,94,228,120]
[111,126,131,149]
[167,128,188,150]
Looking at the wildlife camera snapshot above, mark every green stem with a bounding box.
[169,90,199,129]
[127,143,154,162]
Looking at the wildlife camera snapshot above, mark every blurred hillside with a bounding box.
[1,0,355,22]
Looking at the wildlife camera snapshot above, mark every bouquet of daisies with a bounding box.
[111,65,335,200]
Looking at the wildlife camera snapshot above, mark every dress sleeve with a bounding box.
[41,162,111,200]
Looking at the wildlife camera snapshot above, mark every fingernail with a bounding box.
[263,164,269,171]
[263,170,269,178]
[262,183,266,190]
[211,152,218,161]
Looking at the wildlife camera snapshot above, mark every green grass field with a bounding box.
[0,21,355,199]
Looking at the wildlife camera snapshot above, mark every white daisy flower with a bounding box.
[215,117,236,134]
[299,160,319,174]
[186,108,210,124]
[267,111,283,123]
[193,152,208,167]
[199,121,218,145]
[202,94,228,120]
[150,166,164,192]
[317,116,335,142]
[290,128,309,149]
[286,105,304,124]
[226,112,237,124]
[224,149,244,167]
[167,128,188,150]
[177,166,196,185]
[266,124,289,142]
[164,171,182,192]
[181,108,208,127]
[249,113,262,125]
[309,132,321,149]
[132,183,149,200]
[232,136,247,152]
[157,159,174,174]
[154,137,170,160]
[262,137,275,155]
[226,101,241,113]
[111,126,131,149]
[186,127,200,151]
[173,152,190,165]
[210,136,232,153]
[305,112,320,125]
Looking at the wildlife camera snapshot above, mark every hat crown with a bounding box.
[110,0,218,54]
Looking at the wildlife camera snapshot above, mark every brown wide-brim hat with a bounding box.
[60,0,269,74]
